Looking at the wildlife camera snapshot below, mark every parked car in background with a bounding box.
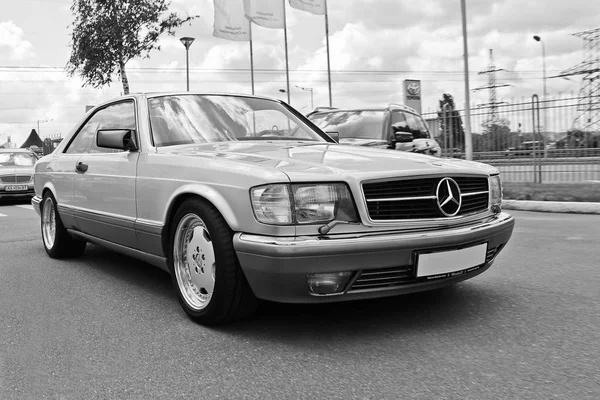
[306,104,442,156]
[505,141,543,158]
[0,148,38,200]
[32,92,514,325]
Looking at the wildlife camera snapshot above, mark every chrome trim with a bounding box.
[366,195,436,202]
[70,206,136,229]
[56,204,77,218]
[237,212,513,248]
[135,219,164,235]
[360,174,491,225]
[31,196,42,216]
[67,229,169,272]
[462,191,489,197]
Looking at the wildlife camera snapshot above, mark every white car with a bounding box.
[0,149,37,199]
[32,92,514,325]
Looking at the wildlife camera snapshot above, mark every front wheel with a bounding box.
[168,198,257,325]
[41,192,86,258]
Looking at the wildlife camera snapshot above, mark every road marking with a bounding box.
[16,205,34,210]
[0,213,6,217]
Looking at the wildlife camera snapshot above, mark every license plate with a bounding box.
[5,185,28,191]
[416,243,487,279]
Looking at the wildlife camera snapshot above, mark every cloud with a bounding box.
[0,21,34,61]
[2,0,597,146]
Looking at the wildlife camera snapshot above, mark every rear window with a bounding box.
[308,110,385,140]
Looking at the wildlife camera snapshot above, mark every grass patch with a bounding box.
[503,182,600,202]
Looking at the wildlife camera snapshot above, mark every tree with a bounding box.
[481,117,512,151]
[437,93,465,149]
[67,0,197,94]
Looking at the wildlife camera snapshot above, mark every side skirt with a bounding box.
[67,229,169,273]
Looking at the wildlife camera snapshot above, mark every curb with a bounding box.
[502,200,600,214]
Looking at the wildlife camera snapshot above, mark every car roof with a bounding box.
[86,91,286,114]
[309,103,420,115]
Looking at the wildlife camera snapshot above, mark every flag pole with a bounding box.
[324,0,332,107]
[249,23,255,95]
[282,0,291,104]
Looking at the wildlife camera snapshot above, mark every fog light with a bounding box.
[307,272,353,295]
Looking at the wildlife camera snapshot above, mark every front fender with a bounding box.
[164,183,241,230]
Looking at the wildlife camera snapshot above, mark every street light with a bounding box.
[295,86,314,110]
[37,118,53,136]
[180,36,195,92]
[533,35,548,158]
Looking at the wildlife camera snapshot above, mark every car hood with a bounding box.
[0,166,34,175]
[338,138,389,148]
[162,141,497,181]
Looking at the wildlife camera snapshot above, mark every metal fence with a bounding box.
[422,94,600,183]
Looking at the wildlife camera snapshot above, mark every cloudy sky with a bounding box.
[1,0,598,146]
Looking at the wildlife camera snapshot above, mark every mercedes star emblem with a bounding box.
[436,177,461,217]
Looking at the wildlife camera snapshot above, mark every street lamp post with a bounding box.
[37,118,53,136]
[295,86,314,110]
[180,37,195,92]
[533,35,548,158]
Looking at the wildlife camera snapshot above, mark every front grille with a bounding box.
[349,266,414,292]
[0,175,32,183]
[348,243,500,294]
[363,176,489,221]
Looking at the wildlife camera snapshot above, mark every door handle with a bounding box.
[76,162,88,173]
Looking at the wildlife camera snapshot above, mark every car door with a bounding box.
[70,100,140,249]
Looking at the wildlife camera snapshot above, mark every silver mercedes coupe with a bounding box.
[32,92,515,325]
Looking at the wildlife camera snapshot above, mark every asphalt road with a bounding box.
[1,200,599,399]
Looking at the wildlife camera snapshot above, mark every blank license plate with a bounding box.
[5,185,28,191]
[416,243,487,278]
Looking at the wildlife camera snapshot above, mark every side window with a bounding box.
[405,113,431,139]
[390,111,410,133]
[65,101,136,154]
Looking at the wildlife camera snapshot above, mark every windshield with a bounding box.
[0,152,38,167]
[308,110,385,140]
[148,95,326,147]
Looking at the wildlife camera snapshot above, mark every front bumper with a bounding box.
[234,212,515,303]
[0,187,35,199]
[32,195,42,216]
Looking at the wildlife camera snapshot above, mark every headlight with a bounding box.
[489,175,502,208]
[251,183,358,225]
[250,185,292,224]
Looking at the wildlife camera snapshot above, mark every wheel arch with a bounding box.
[161,185,239,257]
[40,183,58,210]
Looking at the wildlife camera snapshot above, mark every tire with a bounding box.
[168,198,257,325]
[41,192,86,258]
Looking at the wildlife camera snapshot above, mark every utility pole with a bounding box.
[461,0,473,161]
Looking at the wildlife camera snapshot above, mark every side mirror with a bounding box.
[97,129,138,151]
[394,132,413,143]
[325,131,339,143]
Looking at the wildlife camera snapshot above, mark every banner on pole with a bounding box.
[213,0,250,41]
[403,79,422,114]
[288,0,325,15]
[244,0,285,29]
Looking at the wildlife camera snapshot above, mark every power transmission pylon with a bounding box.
[473,49,511,125]
[553,27,600,132]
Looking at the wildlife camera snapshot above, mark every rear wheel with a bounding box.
[169,198,257,325]
[41,192,86,258]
